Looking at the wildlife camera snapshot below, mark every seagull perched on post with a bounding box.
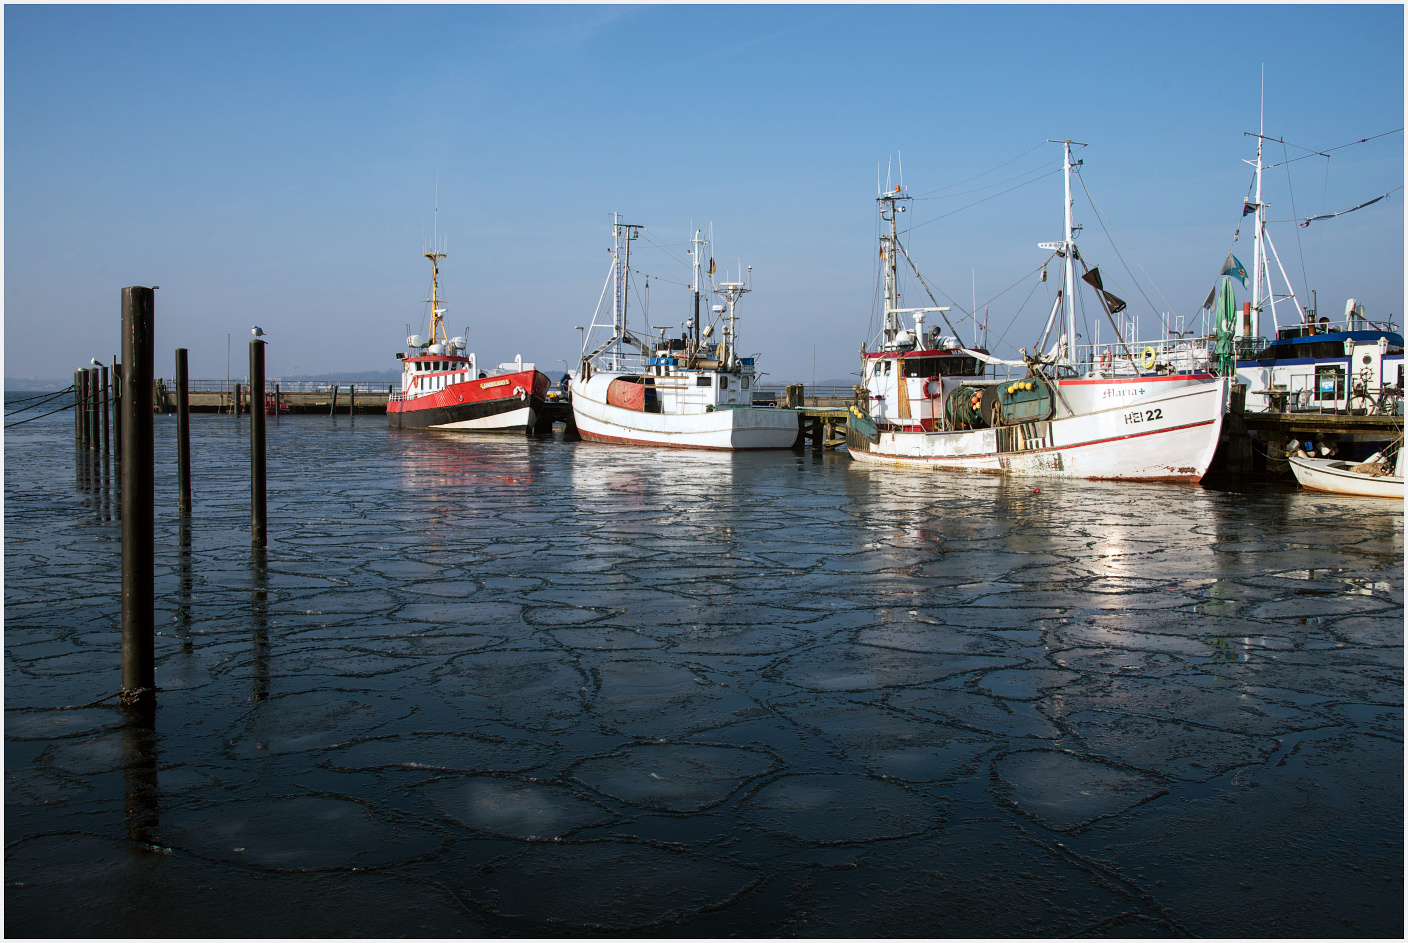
[251,325,266,339]
[90,358,101,366]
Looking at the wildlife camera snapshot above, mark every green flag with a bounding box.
[1214,276,1236,376]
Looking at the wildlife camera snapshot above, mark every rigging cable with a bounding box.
[905,167,1063,234]
[1283,140,1314,313]
[912,160,1061,202]
[1263,127,1403,170]
[986,265,1052,354]
[911,141,1048,197]
[1076,173,1172,319]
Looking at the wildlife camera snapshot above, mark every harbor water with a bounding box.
[5,402,1403,936]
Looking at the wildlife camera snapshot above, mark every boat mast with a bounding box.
[714,277,749,370]
[691,229,704,353]
[1250,82,1266,339]
[878,182,910,348]
[1060,141,1079,365]
[610,213,642,370]
[424,243,447,347]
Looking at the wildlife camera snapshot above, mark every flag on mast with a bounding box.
[1221,252,1249,289]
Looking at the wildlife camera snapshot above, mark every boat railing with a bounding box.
[1276,316,1401,339]
[177,379,398,394]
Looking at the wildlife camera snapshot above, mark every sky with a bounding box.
[5,4,1403,387]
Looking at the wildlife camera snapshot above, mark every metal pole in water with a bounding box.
[350,384,356,416]
[250,339,266,548]
[234,382,242,417]
[120,286,155,708]
[175,348,191,514]
[329,385,338,416]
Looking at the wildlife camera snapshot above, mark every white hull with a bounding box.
[850,377,1228,482]
[572,375,798,450]
[430,405,536,432]
[1288,455,1404,498]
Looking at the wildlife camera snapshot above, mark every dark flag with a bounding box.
[1080,267,1127,315]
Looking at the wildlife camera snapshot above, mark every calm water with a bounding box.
[6,403,1403,936]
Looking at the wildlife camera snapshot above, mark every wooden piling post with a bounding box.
[120,287,155,708]
[250,339,266,548]
[77,368,91,449]
[349,384,356,415]
[274,382,281,417]
[99,364,111,461]
[73,370,83,448]
[112,356,123,463]
[234,382,242,417]
[330,385,338,416]
[175,348,191,514]
[91,368,103,448]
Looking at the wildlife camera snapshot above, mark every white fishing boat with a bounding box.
[1289,439,1404,498]
[847,142,1229,482]
[1221,121,1403,416]
[570,217,799,450]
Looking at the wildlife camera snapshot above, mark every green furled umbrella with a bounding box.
[1213,275,1236,376]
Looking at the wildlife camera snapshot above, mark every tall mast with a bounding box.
[691,229,704,351]
[1251,76,1266,338]
[878,182,910,348]
[424,243,446,346]
[1062,141,1077,363]
[609,213,642,369]
[714,278,750,370]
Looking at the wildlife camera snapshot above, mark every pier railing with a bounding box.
[179,379,396,393]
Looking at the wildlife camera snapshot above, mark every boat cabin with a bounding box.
[863,344,989,431]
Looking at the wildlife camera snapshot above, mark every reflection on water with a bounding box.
[4,409,1402,937]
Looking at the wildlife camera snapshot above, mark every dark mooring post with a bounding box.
[73,370,83,448]
[349,384,356,416]
[250,339,267,548]
[175,348,191,514]
[120,287,156,708]
[329,384,338,416]
[112,355,123,464]
[89,368,102,449]
[78,368,91,449]
[233,382,241,417]
[99,363,111,461]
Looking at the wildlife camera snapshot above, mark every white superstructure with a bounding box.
[569,218,798,450]
[848,142,1228,483]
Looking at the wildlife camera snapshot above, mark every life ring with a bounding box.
[925,377,943,398]
[1140,347,1157,371]
[1099,351,1112,370]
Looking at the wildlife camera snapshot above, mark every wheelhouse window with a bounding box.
[696,375,712,387]
[902,356,983,378]
[720,375,729,390]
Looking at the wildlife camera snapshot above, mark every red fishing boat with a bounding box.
[387,241,550,432]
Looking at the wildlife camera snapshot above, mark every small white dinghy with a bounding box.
[1288,440,1404,499]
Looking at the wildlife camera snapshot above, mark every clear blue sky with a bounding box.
[6,5,1403,386]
